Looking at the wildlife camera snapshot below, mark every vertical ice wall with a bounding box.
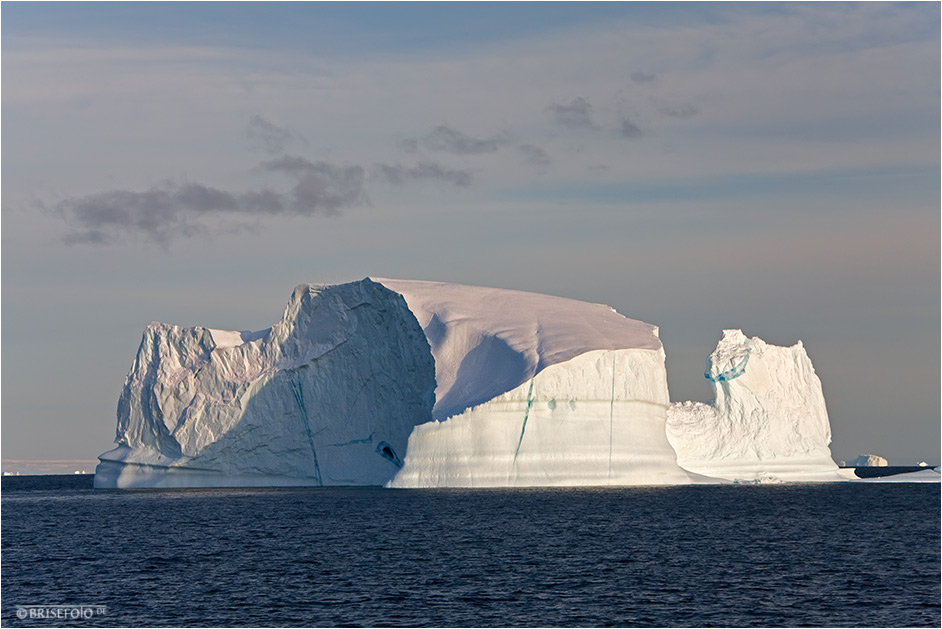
[388,348,700,487]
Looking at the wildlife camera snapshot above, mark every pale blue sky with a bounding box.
[2,2,939,467]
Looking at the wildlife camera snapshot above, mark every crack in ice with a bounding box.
[290,378,323,485]
[513,379,535,463]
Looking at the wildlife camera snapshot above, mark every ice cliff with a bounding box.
[666,329,843,482]
[95,280,436,488]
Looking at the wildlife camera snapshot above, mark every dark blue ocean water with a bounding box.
[2,476,939,627]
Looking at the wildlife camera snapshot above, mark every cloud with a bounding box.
[55,157,367,245]
[629,71,658,84]
[517,144,551,172]
[652,98,699,119]
[371,162,472,187]
[259,156,367,214]
[245,115,306,154]
[547,97,596,130]
[410,125,509,155]
[397,138,420,154]
[618,117,643,138]
[55,181,245,245]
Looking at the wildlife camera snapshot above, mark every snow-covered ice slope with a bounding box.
[377,279,699,487]
[666,329,843,482]
[95,279,436,488]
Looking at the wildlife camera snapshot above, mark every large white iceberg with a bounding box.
[666,329,844,483]
[95,279,851,489]
[95,278,702,488]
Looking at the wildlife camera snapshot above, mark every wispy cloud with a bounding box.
[618,117,643,139]
[55,181,265,245]
[651,98,699,119]
[629,71,658,85]
[547,97,596,130]
[260,156,367,214]
[245,115,307,154]
[405,125,509,155]
[371,162,472,187]
[517,144,551,173]
[54,156,368,246]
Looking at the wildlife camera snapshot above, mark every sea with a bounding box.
[1,475,939,628]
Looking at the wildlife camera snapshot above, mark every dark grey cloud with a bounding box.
[260,156,367,214]
[619,117,643,139]
[517,144,551,173]
[371,162,472,187]
[55,181,257,245]
[630,71,658,85]
[548,97,596,130]
[55,157,366,246]
[412,125,509,155]
[245,115,307,154]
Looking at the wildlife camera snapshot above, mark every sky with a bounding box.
[2,2,939,471]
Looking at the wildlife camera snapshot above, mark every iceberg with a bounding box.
[95,278,699,488]
[850,454,889,467]
[666,329,845,483]
[95,279,855,489]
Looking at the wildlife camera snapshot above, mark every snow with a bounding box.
[374,278,661,421]
[207,328,270,349]
[666,329,844,483]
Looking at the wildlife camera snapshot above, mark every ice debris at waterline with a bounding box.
[96,278,843,488]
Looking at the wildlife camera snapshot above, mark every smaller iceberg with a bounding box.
[666,329,845,483]
[850,454,888,467]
